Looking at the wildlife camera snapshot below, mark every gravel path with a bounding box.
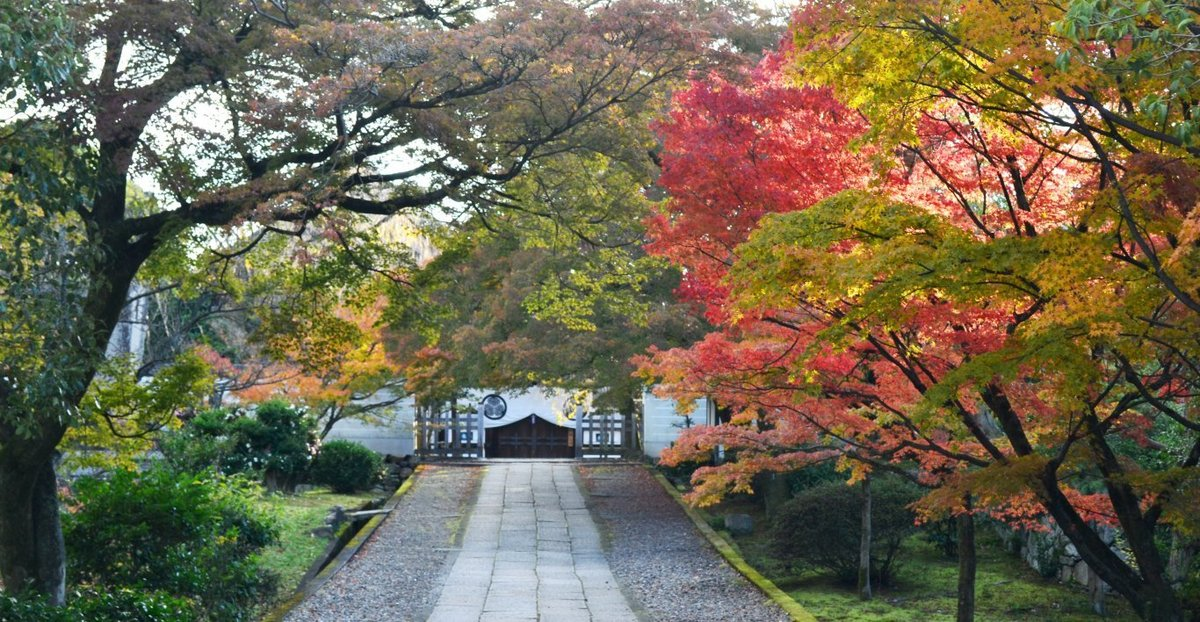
[284,465,482,622]
[579,465,791,622]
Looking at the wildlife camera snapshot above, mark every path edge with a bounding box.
[572,465,657,622]
[646,466,817,622]
[261,464,428,622]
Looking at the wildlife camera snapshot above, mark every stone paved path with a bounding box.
[283,461,788,621]
[426,461,638,622]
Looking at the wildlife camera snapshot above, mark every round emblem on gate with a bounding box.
[481,394,507,420]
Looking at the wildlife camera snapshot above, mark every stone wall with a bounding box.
[993,519,1116,614]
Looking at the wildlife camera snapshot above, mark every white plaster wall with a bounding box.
[642,390,708,459]
[463,387,588,429]
[106,282,149,364]
[323,393,416,456]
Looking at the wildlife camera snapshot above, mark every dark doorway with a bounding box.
[487,415,574,458]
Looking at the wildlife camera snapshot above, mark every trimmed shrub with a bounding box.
[784,462,844,494]
[0,588,195,622]
[234,401,317,491]
[159,408,234,473]
[771,476,922,585]
[64,468,279,621]
[311,440,383,493]
[159,400,317,491]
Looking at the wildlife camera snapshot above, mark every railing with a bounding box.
[414,405,485,459]
[575,412,628,459]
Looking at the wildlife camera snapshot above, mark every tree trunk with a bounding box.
[1085,424,1186,622]
[0,452,66,604]
[1137,584,1187,622]
[1036,469,1186,621]
[987,387,1187,621]
[859,475,872,600]
[319,406,341,440]
[0,247,148,602]
[956,501,976,622]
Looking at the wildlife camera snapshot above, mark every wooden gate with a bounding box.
[414,404,486,459]
[415,403,631,460]
[487,415,574,459]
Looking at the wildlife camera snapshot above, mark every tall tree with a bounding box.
[0,1,86,601]
[784,3,1200,619]
[0,0,728,601]
[403,150,710,416]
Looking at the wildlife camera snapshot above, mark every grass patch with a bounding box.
[714,502,1140,622]
[257,489,379,598]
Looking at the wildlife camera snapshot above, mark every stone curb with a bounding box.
[646,466,817,622]
[261,465,427,622]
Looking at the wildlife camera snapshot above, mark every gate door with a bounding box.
[487,415,574,459]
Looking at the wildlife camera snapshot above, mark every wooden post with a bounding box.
[415,403,426,456]
[622,410,632,458]
[575,410,583,459]
[477,408,486,458]
[451,401,460,455]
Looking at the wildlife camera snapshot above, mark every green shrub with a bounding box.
[923,517,959,558]
[0,593,72,622]
[311,440,383,493]
[159,400,317,492]
[784,462,844,494]
[71,588,196,621]
[771,475,922,585]
[219,401,317,491]
[159,408,234,473]
[64,468,279,621]
[659,458,706,488]
[189,405,231,435]
[1180,567,1200,618]
[0,588,196,622]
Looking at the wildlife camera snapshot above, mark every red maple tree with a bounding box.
[636,27,1199,618]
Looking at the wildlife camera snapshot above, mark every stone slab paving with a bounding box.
[427,461,639,622]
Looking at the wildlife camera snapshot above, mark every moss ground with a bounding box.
[707,499,1139,622]
[257,489,379,598]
